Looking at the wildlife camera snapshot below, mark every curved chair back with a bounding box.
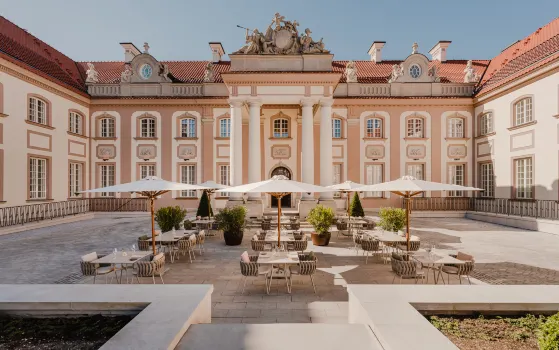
[392,259,418,278]
[292,231,303,240]
[291,239,308,252]
[240,256,259,277]
[137,239,151,251]
[361,238,380,252]
[298,257,317,276]
[261,221,271,230]
[189,233,197,246]
[258,231,267,240]
[400,240,421,251]
[458,261,475,275]
[196,230,206,245]
[290,223,300,230]
[80,252,101,276]
[251,240,268,252]
[352,233,363,245]
[336,221,348,231]
[135,253,165,277]
[178,237,193,250]
[366,221,376,230]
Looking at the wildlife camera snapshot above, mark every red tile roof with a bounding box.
[477,16,559,96]
[0,16,87,94]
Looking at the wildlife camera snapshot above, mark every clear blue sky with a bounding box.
[1,0,558,62]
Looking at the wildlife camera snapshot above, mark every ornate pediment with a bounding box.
[232,13,329,55]
[122,43,172,84]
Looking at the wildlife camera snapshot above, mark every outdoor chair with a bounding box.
[399,240,421,251]
[290,222,300,230]
[80,252,116,284]
[391,252,425,284]
[240,252,272,294]
[441,252,475,284]
[336,221,349,238]
[132,253,166,284]
[137,239,151,251]
[257,231,267,241]
[352,232,364,254]
[196,230,206,255]
[361,237,382,264]
[251,239,272,252]
[292,231,304,240]
[287,235,308,252]
[173,235,197,263]
[289,254,318,294]
[365,221,376,230]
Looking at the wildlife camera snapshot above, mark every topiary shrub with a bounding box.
[349,192,365,217]
[214,205,246,245]
[196,190,213,218]
[307,205,335,236]
[154,206,187,232]
[378,207,406,232]
[183,219,193,230]
[538,312,559,350]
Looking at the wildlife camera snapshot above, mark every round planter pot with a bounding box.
[311,232,331,246]
[224,230,244,246]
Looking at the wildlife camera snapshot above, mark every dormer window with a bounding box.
[409,64,421,79]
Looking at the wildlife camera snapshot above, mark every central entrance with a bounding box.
[270,166,291,208]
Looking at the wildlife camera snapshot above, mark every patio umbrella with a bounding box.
[197,180,230,219]
[328,181,366,236]
[83,176,206,255]
[215,175,334,247]
[355,176,482,251]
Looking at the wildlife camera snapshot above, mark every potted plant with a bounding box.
[183,219,193,230]
[307,205,334,246]
[137,235,150,251]
[214,205,247,246]
[154,206,187,232]
[378,207,406,233]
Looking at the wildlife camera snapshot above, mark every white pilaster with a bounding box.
[248,99,262,201]
[319,99,334,200]
[229,100,243,201]
[301,99,315,199]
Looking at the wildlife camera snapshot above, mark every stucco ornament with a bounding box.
[412,42,419,54]
[233,13,328,55]
[463,60,479,83]
[203,62,214,82]
[159,63,171,82]
[345,61,358,83]
[143,42,150,54]
[121,64,133,83]
[388,63,404,83]
[85,63,99,83]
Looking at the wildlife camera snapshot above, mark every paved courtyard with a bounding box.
[2,216,559,323]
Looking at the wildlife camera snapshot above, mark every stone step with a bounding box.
[177,324,382,350]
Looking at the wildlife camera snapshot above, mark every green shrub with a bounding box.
[214,206,246,234]
[349,192,365,217]
[538,312,559,350]
[138,235,149,241]
[196,190,213,218]
[378,207,406,232]
[307,205,334,235]
[154,206,187,232]
[183,219,193,230]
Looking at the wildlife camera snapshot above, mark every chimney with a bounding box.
[119,43,141,62]
[429,41,451,62]
[209,42,225,63]
[368,41,386,62]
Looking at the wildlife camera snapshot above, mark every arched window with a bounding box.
[273,118,289,138]
[448,117,464,138]
[366,118,383,138]
[100,117,115,138]
[180,118,196,138]
[219,118,231,138]
[69,111,83,135]
[332,119,342,138]
[514,97,533,126]
[28,96,47,125]
[480,112,493,135]
[140,117,156,138]
[406,117,424,138]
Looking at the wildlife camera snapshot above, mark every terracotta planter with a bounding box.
[224,230,244,246]
[311,232,331,246]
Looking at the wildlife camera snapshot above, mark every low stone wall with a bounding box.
[466,211,559,235]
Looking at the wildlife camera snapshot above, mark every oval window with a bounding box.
[140,64,152,80]
[409,64,421,79]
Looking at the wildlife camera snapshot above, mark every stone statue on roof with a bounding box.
[428,65,440,82]
[412,42,419,54]
[203,62,214,82]
[85,62,99,83]
[389,63,404,83]
[464,60,479,83]
[159,63,171,82]
[345,61,358,83]
[121,64,133,83]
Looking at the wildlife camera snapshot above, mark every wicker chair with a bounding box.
[399,240,421,251]
[80,252,116,284]
[173,235,197,263]
[365,221,377,230]
[196,230,206,255]
[292,231,303,240]
[240,255,272,294]
[132,253,166,284]
[289,255,318,293]
[287,237,308,252]
[290,223,301,230]
[261,221,272,231]
[361,238,382,264]
[137,239,151,251]
[441,252,475,284]
[336,221,349,237]
[352,232,364,254]
[251,239,272,252]
[391,253,424,284]
[257,231,267,241]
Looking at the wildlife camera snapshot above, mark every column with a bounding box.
[229,100,243,201]
[248,99,261,200]
[319,99,334,200]
[301,99,314,199]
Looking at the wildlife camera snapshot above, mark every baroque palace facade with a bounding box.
[0,14,558,215]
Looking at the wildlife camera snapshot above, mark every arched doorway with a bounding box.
[270,166,291,208]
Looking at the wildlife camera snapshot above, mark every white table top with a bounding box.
[366,231,419,243]
[93,251,151,264]
[192,219,215,224]
[148,230,194,242]
[264,234,295,242]
[411,251,466,265]
[258,251,299,265]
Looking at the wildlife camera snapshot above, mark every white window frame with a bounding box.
[365,164,383,198]
[100,164,115,197]
[220,118,231,138]
[514,98,533,126]
[273,118,289,138]
[28,97,47,125]
[479,162,495,198]
[69,162,82,198]
[140,164,155,180]
[180,118,196,138]
[407,118,424,138]
[69,112,82,135]
[100,118,115,138]
[366,118,382,138]
[332,119,342,138]
[219,164,230,197]
[180,165,196,198]
[29,157,47,200]
[480,112,494,135]
[448,118,464,138]
[140,118,156,138]
[515,157,533,199]
[448,164,465,197]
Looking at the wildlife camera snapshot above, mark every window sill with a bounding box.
[444,137,470,141]
[215,197,229,200]
[363,137,387,141]
[363,197,386,199]
[0,113,8,118]
[93,137,117,141]
[507,120,537,131]
[475,132,496,139]
[403,137,428,141]
[134,137,158,141]
[67,131,88,139]
[25,120,55,130]
[214,137,230,140]
[332,137,347,140]
[175,137,198,141]
[269,137,293,140]
[26,199,55,203]
[175,197,199,200]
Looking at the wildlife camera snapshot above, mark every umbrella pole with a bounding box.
[347,191,351,236]
[277,195,282,248]
[150,196,156,256]
[406,194,410,252]
[207,190,212,219]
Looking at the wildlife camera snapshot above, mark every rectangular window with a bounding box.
[407,163,425,197]
[366,118,382,138]
[479,162,495,198]
[180,165,196,197]
[365,164,383,198]
[448,164,465,197]
[141,118,156,138]
[480,113,493,135]
[69,112,82,134]
[273,119,289,138]
[100,164,115,197]
[332,119,342,138]
[220,118,231,138]
[448,118,464,138]
[140,164,155,179]
[332,164,342,197]
[100,118,115,138]
[181,118,196,138]
[515,98,533,126]
[515,157,533,199]
[407,118,424,138]
[219,164,230,197]
[69,162,82,197]
[29,97,47,125]
[29,157,47,199]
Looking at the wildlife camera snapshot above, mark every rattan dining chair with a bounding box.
[336,221,349,238]
[196,230,206,255]
[80,252,116,284]
[287,236,308,252]
[441,252,475,284]
[131,253,165,284]
[361,238,382,264]
[240,254,272,294]
[352,232,364,254]
[398,240,421,251]
[251,239,272,252]
[173,235,197,263]
[289,254,318,294]
[391,253,425,284]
